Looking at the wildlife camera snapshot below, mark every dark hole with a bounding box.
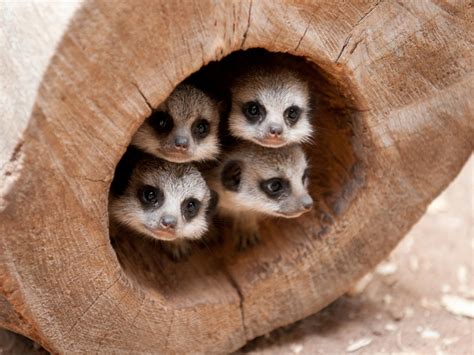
[109,48,366,298]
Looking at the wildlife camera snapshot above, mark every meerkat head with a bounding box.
[228,66,313,148]
[109,149,215,241]
[211,143,313,218]
[131,83,220,163]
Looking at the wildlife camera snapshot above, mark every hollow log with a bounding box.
[0,0,472,352]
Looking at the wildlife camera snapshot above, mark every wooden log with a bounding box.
[0,0,472,352]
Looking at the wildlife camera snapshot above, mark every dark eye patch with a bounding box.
[137,185,164,209]
[260,178,290,199]
[242,101,266,123]
[149,111,174,135]
[221,160,242,192]
[284,105,302,126]
[302,168,310,185]
[182,198,201,221]
[191,118,210,140]
[206,190,219,216]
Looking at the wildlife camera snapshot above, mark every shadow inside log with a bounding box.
[110,49,365,303]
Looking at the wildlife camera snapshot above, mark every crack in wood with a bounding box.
[220,267,247,342]
[240,0,253,48]
[95,284,143,352]
[163,312,175,353]
[335,34,353,63]
[66,276,120,346]
[71,175,109,184]
[349,12,445,74]
[335,0,384,63]
[294,19,312,52]
[132,83,153,111]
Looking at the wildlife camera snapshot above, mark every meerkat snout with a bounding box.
[269,123,283,137]
[301,194,314,210]
[159,215,177,230]
[174,136,189,151]
[131,83,221,163]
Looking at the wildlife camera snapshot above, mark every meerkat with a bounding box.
[109,148,216,260]
[131,83,221,163]
[225,57,313,148]
[205,143,314,250]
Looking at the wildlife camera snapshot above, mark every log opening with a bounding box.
[110,48,367,302]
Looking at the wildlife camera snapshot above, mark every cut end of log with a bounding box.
[1,0,472,353]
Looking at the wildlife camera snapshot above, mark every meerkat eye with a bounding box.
[143,187,156,202]
[192,119,210,139]
[269,180,282,192]
[284,105,302,126]
[260,178,289,199]
[242,101,265,123]
[149,111,174,135]
[182,198,201,220]
[138,185,164,207]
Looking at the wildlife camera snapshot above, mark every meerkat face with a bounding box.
[228,69,313,148]
[214,144,313,218]
[132,84,220,163]
[110,154,213,241]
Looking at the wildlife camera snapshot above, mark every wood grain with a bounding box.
[0,0,472,352]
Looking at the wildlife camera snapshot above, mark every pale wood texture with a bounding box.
[0,0,472,353]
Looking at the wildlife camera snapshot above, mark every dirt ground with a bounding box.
[0,157,472,354]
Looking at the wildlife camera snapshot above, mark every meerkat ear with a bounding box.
[110,146,142,196]
[221,160,242,192]
[217,95,231,117]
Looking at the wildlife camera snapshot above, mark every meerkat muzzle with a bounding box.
[174,136,189,151]
[150,228,177,241]
[301,195,314,210]
[259,136,286,147]
[160,215,177,228]
[268,124,283,137]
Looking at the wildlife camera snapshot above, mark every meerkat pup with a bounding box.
[109,148,216,260]
[226,58,313,148]
[131,83,221,163]
[206,143,314,249]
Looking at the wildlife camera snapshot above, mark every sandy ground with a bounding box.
[1,157,472,354]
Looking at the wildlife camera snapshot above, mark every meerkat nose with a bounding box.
[160,215,177,229]
[269,124,283,137]
[301,194,313,210]
[174,136,189,150]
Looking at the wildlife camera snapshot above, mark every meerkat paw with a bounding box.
[161,241,192,262]
[199,226,223,248]
[236,230,261,251]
